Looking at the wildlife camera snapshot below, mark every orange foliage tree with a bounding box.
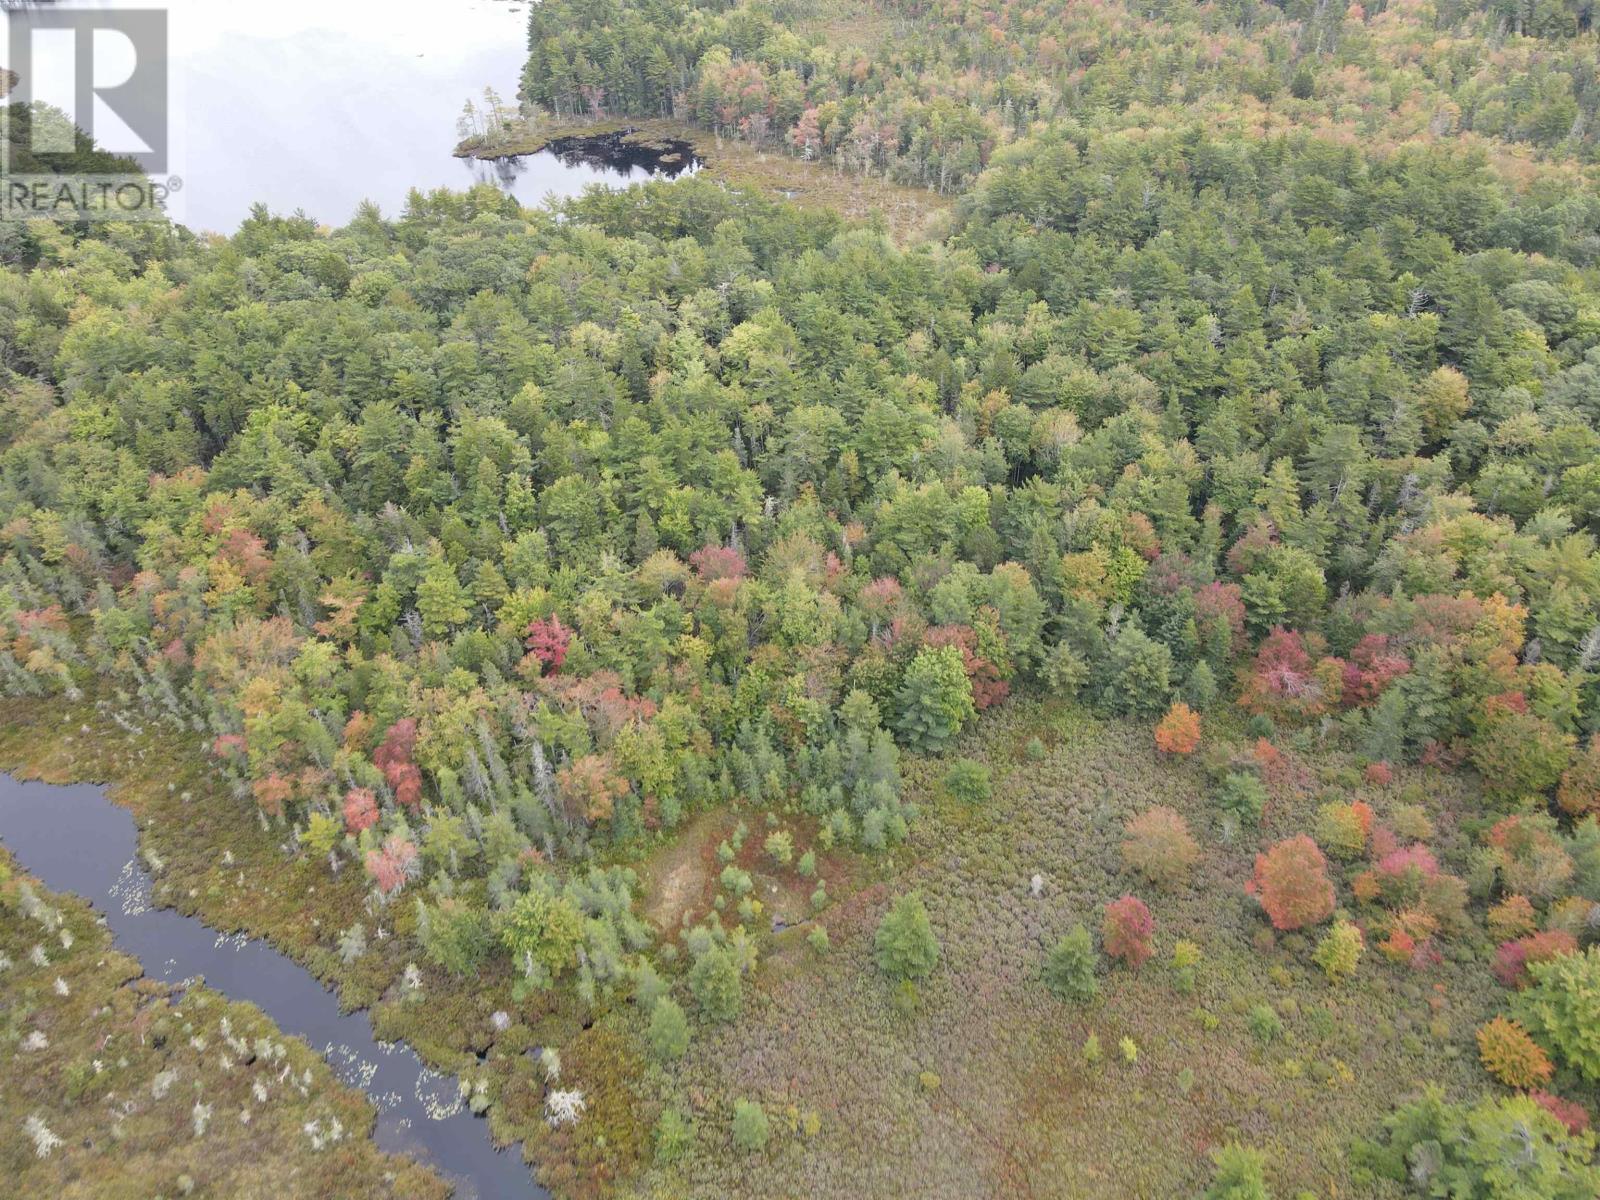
[1154,701,1201,755]
[1237,629,1344,723]
[1476,1016,1553,1089]
[1486,895,1537,942]
[1493,930,1579,989]
[1121,806,1199,889]
[557,753,629,824]
[374,718,423,809]
[1249,835,1335,931]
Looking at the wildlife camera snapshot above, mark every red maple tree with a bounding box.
[1249,836,1335,931]
[1102,895,1154,968]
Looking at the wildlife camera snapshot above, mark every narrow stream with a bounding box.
[0,773,543,1200]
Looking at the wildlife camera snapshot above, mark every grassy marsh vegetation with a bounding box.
[0,690,1525,1197]
[0,834,448,1199]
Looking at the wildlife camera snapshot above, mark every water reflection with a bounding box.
[466,130,702,198]
[0,773,543,1199]
[157,0,690,232]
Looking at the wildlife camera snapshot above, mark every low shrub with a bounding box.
[1171,939,1202,994]
[732,1099,770,1152]
[943,758,993,804]
[1246,1003,1282,1043]
[655,1108,693,1164]
[1121,806,1200,890]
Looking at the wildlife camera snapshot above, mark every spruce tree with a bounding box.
[646,996,690,1061]
[1042,924,1099,1003]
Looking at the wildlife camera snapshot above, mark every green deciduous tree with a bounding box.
[1204,1144,1271,1200]
[499,886,585,984]
[1100,627,1173,716]
[731,1099,770,1152]
[1365,1085,1600,1199]
[1313,920,1364,983]
[420,897,494,977]
[1515,947,1600,1083]
[416,557,471,638]
[875,893,940,981]
[689,945,743,1022]
[895,646,976,752]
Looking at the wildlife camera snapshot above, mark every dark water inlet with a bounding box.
[539,132,702,178]
[466,132,701,200]
[0,773,543,1200]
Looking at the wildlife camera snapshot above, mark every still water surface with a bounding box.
[52,0,697,233]
[0,774,544,1199]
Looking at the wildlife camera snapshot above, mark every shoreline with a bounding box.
[454,115,951,241]
[0,811,452,1199]
[0,692,634,1195]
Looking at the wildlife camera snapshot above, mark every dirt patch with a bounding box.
[638,809,726,934]
[637,806,879,946]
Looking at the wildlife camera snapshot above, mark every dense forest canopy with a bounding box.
[4,0,1600,1192]
[521,0,1600,194]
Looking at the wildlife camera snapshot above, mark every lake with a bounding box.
[24,0,697,234]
